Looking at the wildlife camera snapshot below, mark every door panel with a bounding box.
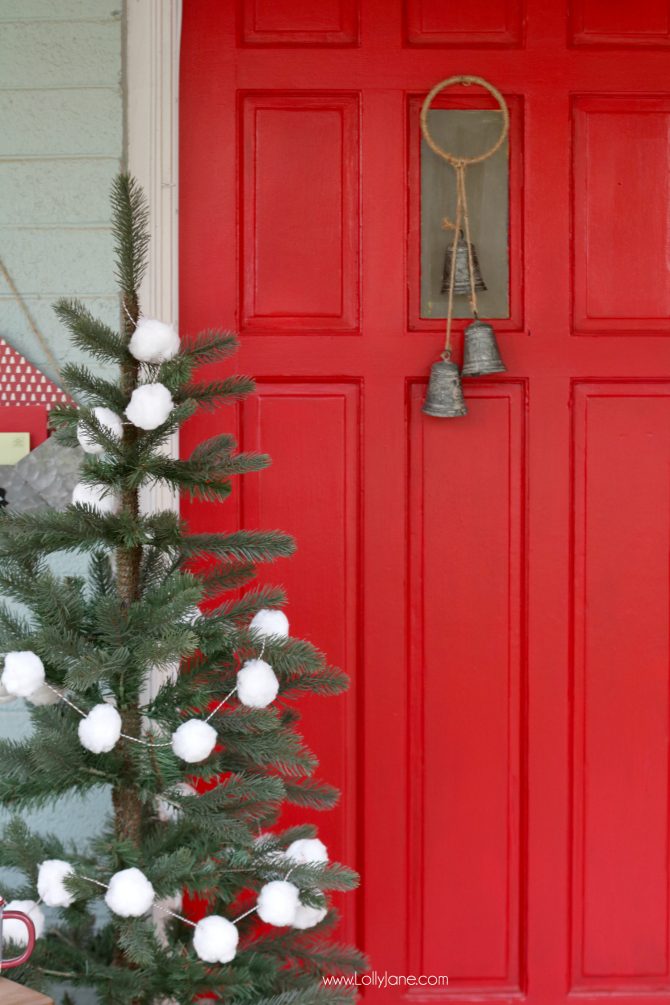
[572,98,670,332]
[180,2,670,999]
[239,0,360,47]
[408,92,525,332]
[571,384,670,990]
[570,0,670,47]
[241,93,360,331]
[408,382,525,990]
[404,0,525,47]
[239,381,361,900]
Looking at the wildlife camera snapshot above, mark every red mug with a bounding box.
[0,896,36,971]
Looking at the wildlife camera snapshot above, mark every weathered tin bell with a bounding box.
[461,319,506,377]
[422,353,467,418]
[441,230,487,296]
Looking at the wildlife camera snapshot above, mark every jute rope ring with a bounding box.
[420,75,509,167]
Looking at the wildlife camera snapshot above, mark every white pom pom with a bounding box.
[257,880,300,926]
[2,901,45,944]
[1,651,46,698]
[293,903,328,930]
[77,406,124,454]
[125,383,174,431]
[26,683,61,707]
[237,659,279,708]
[72,482,120,516]
[250,609,289,640]
[156,781,197,822]
[37,859,75,908]
[78,703,122,754]
[285,838,329,865]
[105,868,155,917]
[171,719,217,763]
[193,915,239,963]
[129,318,180,364]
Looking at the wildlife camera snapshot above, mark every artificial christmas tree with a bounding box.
[0,175,363,1004]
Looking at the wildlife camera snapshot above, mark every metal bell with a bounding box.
[461,319,506,377]
[422,353,468,418]
[441,231,487,296]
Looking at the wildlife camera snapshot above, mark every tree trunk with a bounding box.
[111,297,144,988]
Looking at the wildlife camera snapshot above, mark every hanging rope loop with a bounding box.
[419,75,509,167]
[421,75,508,353]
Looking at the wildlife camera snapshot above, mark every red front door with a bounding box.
[181,3,670,1001]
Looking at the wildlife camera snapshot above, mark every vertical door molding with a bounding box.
[126,0,182,509]
[125,0,182,707]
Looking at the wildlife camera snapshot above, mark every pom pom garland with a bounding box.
[1,650,46,699]
[154,892,184,947]
[76,406,123,454]
[285,838,329,865]
[193,915,239,964]
[27,683,62,707]
[293,903,328,930]
[237,659,279,708]
[257,880,301,927]
[250,608,290,640]
[38,859,75,908]
[2,901,45,944]
[78,703,122,754]
[2,626,330,949]
[105,868,155,917]
[72,482,121,516]
[8,846,331,959]
[171,719,217,763]
[125,382,174,430]
[129,318,180,363]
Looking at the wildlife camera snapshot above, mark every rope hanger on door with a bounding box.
[420,75,509,418]
[419,74,509,358]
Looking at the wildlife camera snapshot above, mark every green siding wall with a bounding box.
[0,0,123,860]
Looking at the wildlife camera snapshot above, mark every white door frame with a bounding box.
[126,0,182,515]
[126,0,182,704]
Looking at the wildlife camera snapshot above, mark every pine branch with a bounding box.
[199,558,258,596]
[181,530,296,564]
[283,778,340,811]
[60,361,128,411]
[54,298,128,364]
[111,173,150,302]
[207,584,287,622]
[177,375,256,410]
[132,400,197,456]
[170,328,239,367]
